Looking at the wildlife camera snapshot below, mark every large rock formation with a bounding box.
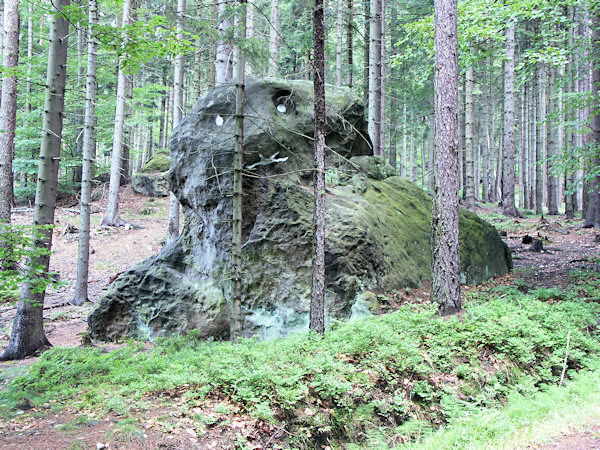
[88,78,511,341]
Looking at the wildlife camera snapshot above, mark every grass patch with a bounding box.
[478,212,532,233]
[404,365,600,449]
[2,286,599,447]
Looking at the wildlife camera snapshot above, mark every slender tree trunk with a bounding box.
[535,64,543,214]
[502,23,518,217]
[1,0,69,360]
[72,0,98,307]
[246,1,253,74]
[102,0,134,227]
[379,0,386,157]
[428,113,435,191]
[269,0,280,77]
[0,0,19,229]
[401,100,407,178]
[335,0,343,87]
[363,0,370,107]
[421,128,427,186]
[519,85,527,209]
[167,0,186,243]
[460,79,466,198]
[584,7,600,228]
[410,125,416,181]
[464,61,475,211]
[368,0,381,155]
[231,0,247,341]
[431,0,460,316]
[489,59,497,202]
[310,0,326,334]
[216,0,233,84]
[389,96,397,168]
[346,0,353,87]
[529,80,536,210]
[481,60,490,203]
[547,65,559,215]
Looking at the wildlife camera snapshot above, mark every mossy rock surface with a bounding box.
[132,172,169,197]
[140,154,170,173]
[89,78,511,342]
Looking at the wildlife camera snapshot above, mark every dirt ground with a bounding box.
[0,190,599,449]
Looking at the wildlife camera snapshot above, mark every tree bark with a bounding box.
[0,0,19,229]
[583,6,600,228]
[481,59,490,203]
[465,61,475,211]
[346,0,353,87]
[1,0,69,360]
[535,64,543,215]
[269,0,280,77]
[231,0,246,341]
[379,0,386,157]
[519,84,527,209]
[310,0,326,334]
[335,0,343,87]
[546,65,559,215]
[431,0,460,316]
[502,23,518,217]
[72,0,98,307]
[167,0,186,243]
[368,0,381,155]
[102,0,134,227]
[401,100,407,178]
[216,0,233,84]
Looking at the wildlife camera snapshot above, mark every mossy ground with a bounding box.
[2,270,599,448]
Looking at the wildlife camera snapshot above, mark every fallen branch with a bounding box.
[558,330,571,388]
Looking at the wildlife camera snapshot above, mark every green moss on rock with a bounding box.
[140,154,170,173]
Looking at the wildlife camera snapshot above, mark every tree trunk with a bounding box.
[231,0,247,341]
[546,65,559,215]
[363,0,370,108]
[460,79,466,198]
[502,23,518,217]
[481,60,490,203]
[464,61,475,211]
[1,0,69,360]
[431,0,460,316]
[346,0,353,87]
[0,0,19,229]
[389,96,397,169]
[535,64,543,214]
[529,80,536,210]
[489,58,497,202]
[583,6,600,228]
[401,100,407,178]
[368,0,381,155]
[216,0,233,84]
[269,0,280,77]
[519,85,527,209]
[102,0,134,227]
[310,0,326,334]
[72,0,98,307]
[335,0,343,87]
[379,0,386,157]
[167,0,186,243]
[428,112,435,191]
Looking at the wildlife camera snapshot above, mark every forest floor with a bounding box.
[0,188,599,449]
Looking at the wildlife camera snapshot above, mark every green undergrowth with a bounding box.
[401,363,600,449]
[3,286,600,447]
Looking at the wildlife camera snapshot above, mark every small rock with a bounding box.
[522,234,533,244]
[530,239,544,252]
[15,398,33,410]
